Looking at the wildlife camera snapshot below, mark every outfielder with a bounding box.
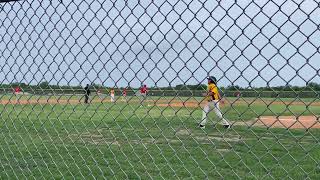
[14,86,21,94]
[13,86,22,104]
[139,84,147,105]
[199,76,230,129]
[122,88,127,102]
[140,84,147,97]
[84,84,91,104]
[110,88,115,102]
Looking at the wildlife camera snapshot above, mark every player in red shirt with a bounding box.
[139,84,148,105]
[13,86,22,104]
[14,87,21,94]
[140,85,147,96]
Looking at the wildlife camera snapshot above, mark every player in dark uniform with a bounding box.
[84,84,91,104]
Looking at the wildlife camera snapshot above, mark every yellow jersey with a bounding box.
[207,83,219,101]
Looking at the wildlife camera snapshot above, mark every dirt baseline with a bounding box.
[1,98,319,129]
[1,96,320,107]
[249,116,320,129]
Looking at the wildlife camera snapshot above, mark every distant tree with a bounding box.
[226,85,242,91]
[175,84,185,90]
[11,82,28,88]
[307,82,320,91]
[195,84,207,90]
[39,81,50,89]
[174,84,206,91]
[91,83,103,90]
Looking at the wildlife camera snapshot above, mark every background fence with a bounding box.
[1,0,320,179]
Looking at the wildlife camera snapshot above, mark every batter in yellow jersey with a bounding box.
[206,83,219,101]
[200,76,230,129]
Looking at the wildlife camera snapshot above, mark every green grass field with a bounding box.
[0,95,320,179]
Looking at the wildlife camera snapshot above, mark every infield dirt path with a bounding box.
[1,97,319,129]
[235,116,320,129]
[1,97,319,107]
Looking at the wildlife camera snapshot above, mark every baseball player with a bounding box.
[122,88,127,102]
[97,89,104,101]
[14,86,21,94]
[199,76,230,129]
[140,84,147,97]
[110,88,115,102]
[13,86,22,103]
[97,89,102,95]
[139,84,147,105]
[84,84,91,104]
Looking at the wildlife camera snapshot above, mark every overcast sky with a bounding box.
[0,0,319,88]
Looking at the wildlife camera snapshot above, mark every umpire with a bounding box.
[84,84,91,104]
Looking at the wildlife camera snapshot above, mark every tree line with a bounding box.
[1,81,320,91]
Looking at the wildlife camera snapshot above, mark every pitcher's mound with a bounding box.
[252,116,320,129]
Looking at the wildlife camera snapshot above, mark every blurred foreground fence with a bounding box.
[1,0,320,179]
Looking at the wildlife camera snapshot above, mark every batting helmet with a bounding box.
[207,76,217,84]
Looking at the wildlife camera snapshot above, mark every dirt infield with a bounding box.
[153,100,320,108]
[0,99,83,105]
[1,97,319,129]
[0,99,201,106]
[153,97,320,108]
[245,116,320,129]
[155,102,201,108]
[154,99,320,107]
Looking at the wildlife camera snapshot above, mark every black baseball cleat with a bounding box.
[199,124,205,129]
[223,125,231,129]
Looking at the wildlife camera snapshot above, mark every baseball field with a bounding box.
[0,94,320,179]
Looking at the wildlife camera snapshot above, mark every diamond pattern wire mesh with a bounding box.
[0,0,320,179]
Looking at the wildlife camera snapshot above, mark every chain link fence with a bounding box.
[1,0,320,179]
